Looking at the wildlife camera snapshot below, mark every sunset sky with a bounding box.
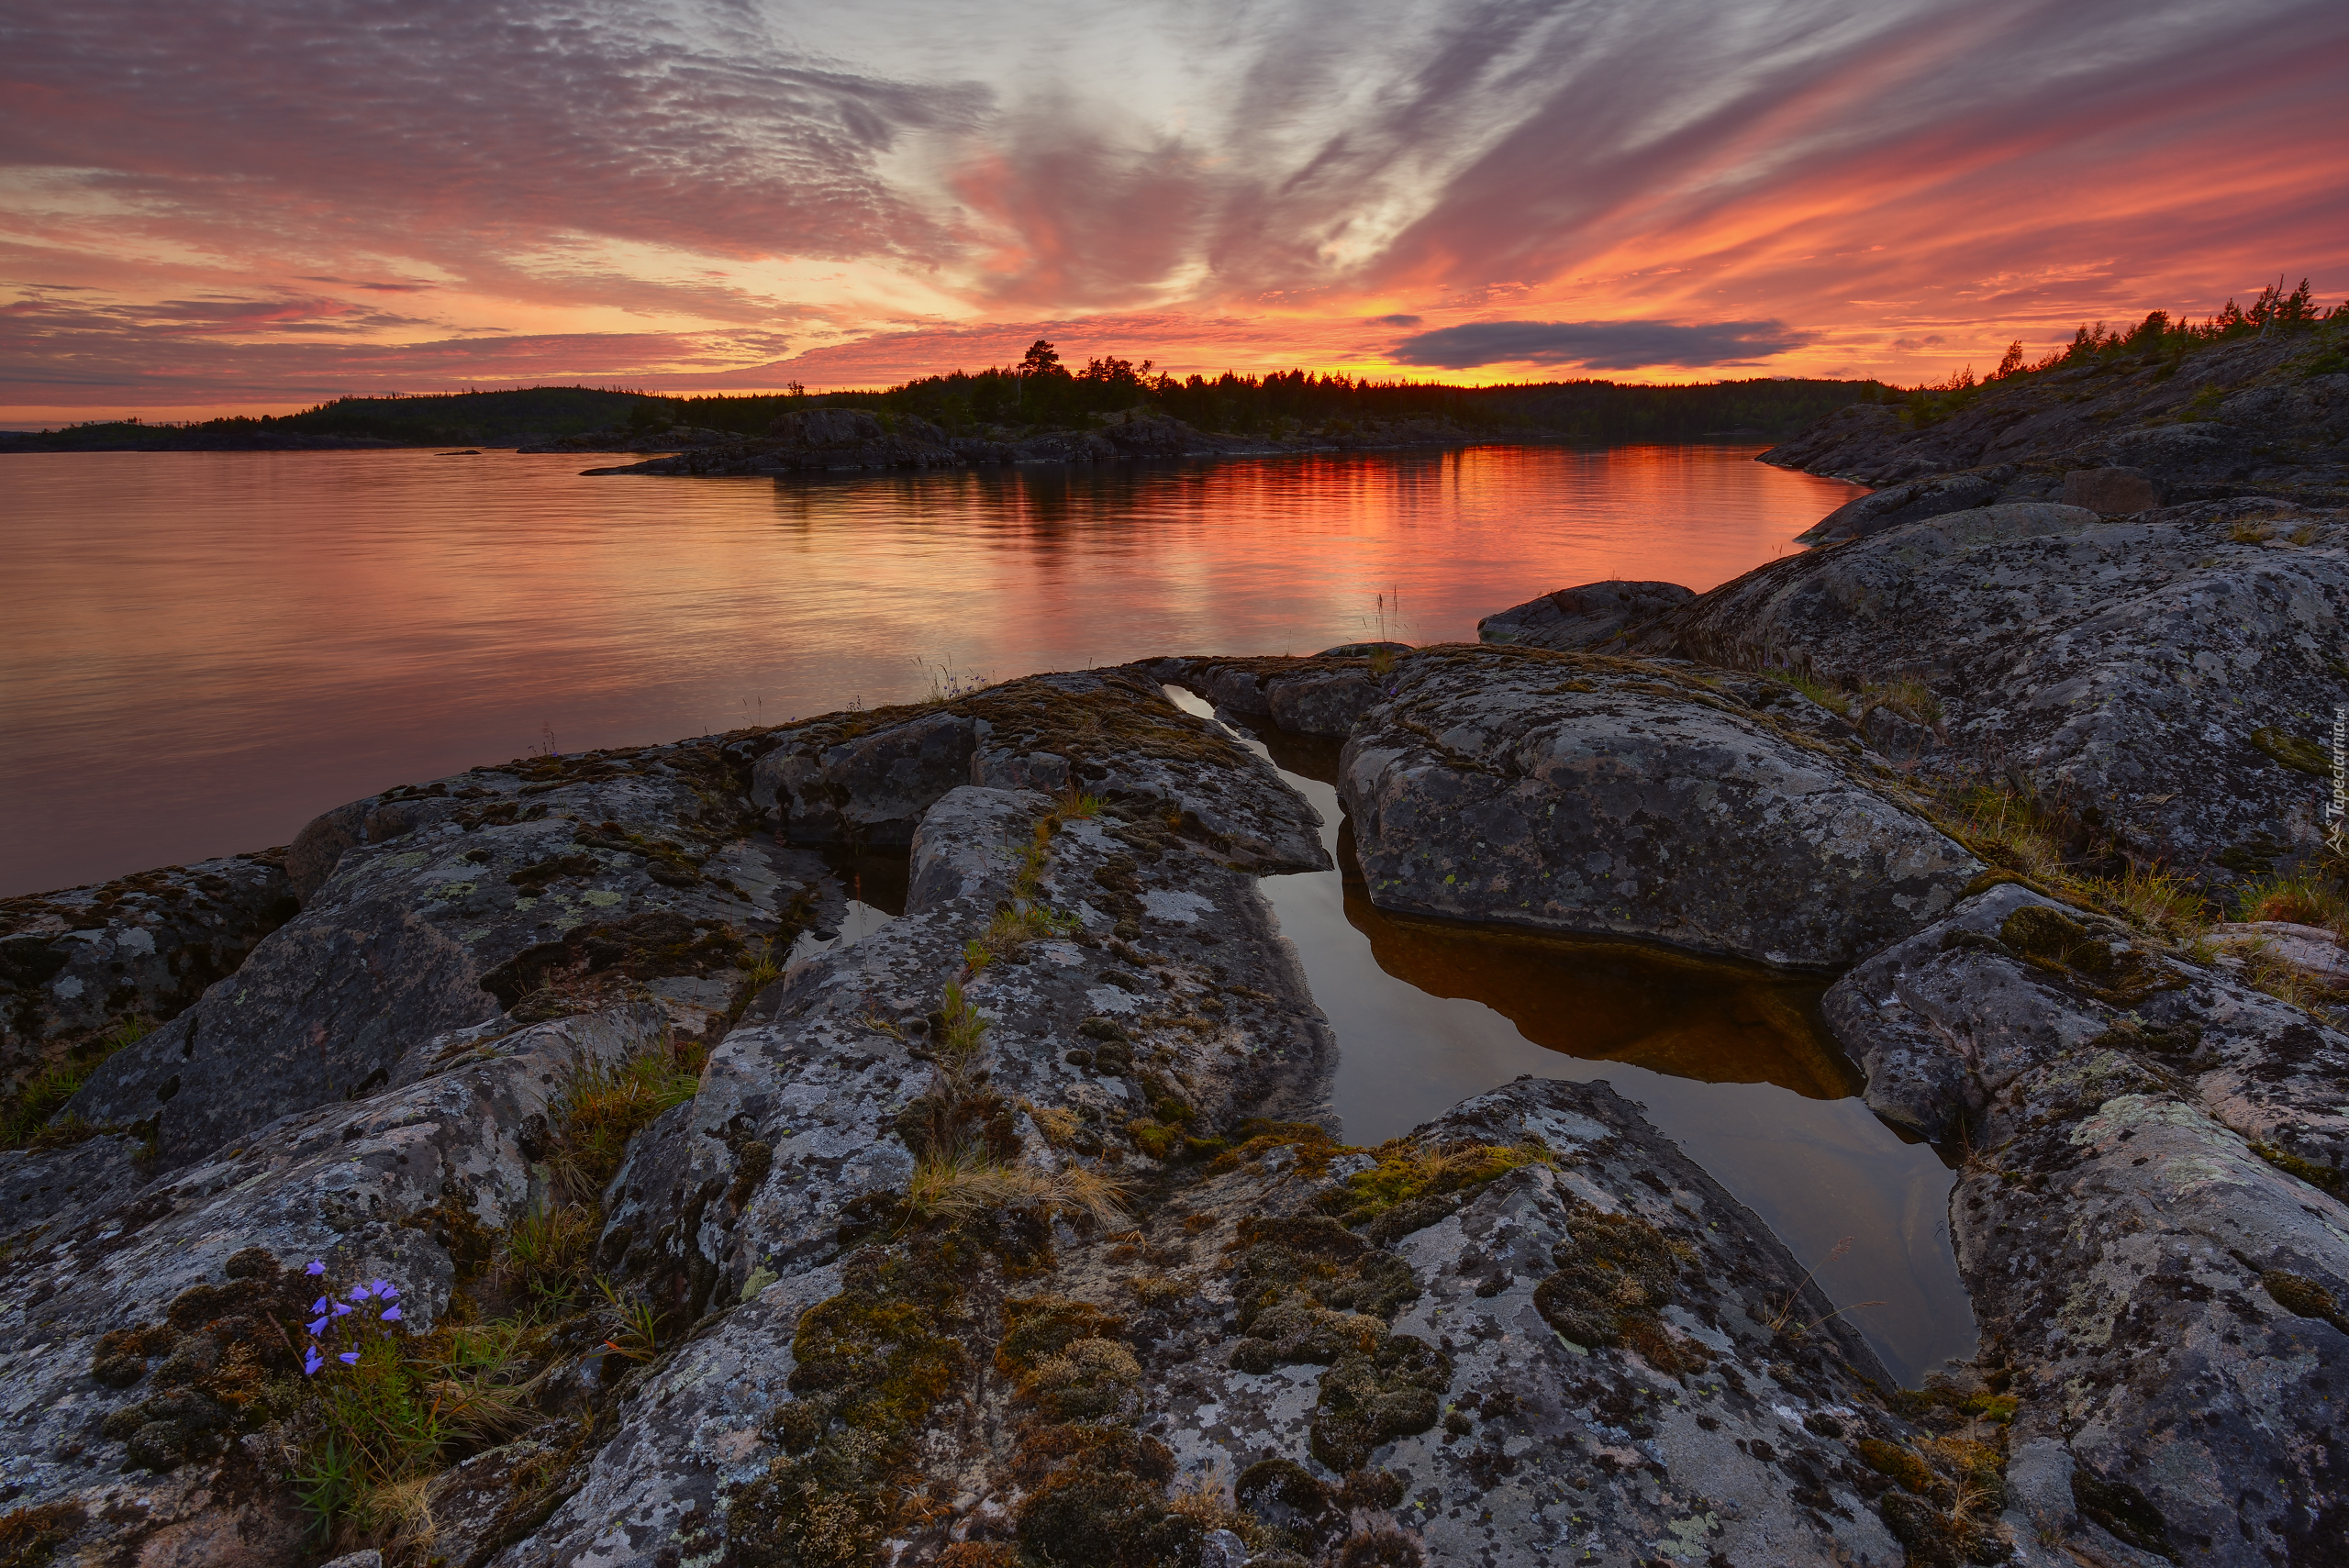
[4,0,2345,423]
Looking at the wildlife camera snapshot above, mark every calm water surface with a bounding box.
[1,445,1857,894]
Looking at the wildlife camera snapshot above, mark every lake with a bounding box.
[1,443,1859,895]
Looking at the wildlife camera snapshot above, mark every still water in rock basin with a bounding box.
[0,444,1858,895]
[2,443,1965,1378]
[1166,695,1976,1389]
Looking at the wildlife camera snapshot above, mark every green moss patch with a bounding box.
[1531,1204,1686,1358]
[729,1244,973,1568]
[1996,905,2175,1006]
[1308,1334,1453,1473]
[1319,1137,1553,1240]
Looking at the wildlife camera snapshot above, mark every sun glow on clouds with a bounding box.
[2,0,2344,420]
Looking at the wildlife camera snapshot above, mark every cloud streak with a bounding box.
[1392,318,1813,370]
[2,0,2343,416]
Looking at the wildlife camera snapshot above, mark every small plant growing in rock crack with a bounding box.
[543,1042,705,1205]
[596,1275,663,1362]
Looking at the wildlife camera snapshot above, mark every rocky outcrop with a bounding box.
[1337,644,1980,968]
[2,853,297,1096]
[1821,884,2349,1564]
[751,667,1330,873]
[1796,472,2040,543]
[62,738,831,1170]
[1760,321,2349,507]
[1158,651,1398,740]
[1475,580,1696,649]
[0,1004,671,1562]
[1633,496,2347,885]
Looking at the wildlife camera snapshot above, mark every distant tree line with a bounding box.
[639,339,1878,443]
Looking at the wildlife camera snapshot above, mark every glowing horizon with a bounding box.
[5,0,2345,426]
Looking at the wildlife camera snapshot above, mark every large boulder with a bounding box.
[1641,496,2347,883]
[1475,579,1694,649]
[1339,645,1981,968]
[1823,885,2349,1564]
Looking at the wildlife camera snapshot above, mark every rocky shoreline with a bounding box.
[3,384,2345,1567]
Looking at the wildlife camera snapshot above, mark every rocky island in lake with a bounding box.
[2,310,2344,1568]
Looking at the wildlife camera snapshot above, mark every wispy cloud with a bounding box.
[2,0,2343,415]
[1392,317,1813,370]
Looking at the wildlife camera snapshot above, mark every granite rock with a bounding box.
[1639,497,2348,884]
[1477,579,1698,651]
[1823,884,2349,1565]
[1339,645,1981,968]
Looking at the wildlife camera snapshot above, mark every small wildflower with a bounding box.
[380,1306,401,1322]
[311,1296,329,1314]
[303,1349,323,1376]
[307,1316,329,1335]
[379,1283,399,1299]
[331,1301,353,1318]
[348,1284,373,1300]
[305,1260,326,1275]
[339,1351,361,1365]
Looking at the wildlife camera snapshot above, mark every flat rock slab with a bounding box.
[1339,645,1981,968]
[1641,497,2348,881]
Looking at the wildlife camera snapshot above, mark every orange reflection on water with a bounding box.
[2,445,1861,893]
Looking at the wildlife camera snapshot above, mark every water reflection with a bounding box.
[3,445,1860,895]
[1343,865,1857,1101]
[1169,691,1975,1386]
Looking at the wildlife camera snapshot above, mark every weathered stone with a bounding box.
[1339,645,1981,968]
[1264,669,1382,738]
[752,668,1330,874]
[1825,885,2349,1564]
[756,707,979,846]
[2210,919,2349,993]
[1475,579,1696,649]
[1641,497,2348,884]
[0,1005,667,1554]
[64,740,826,1169]
[2060,466,2164,515]
[1796,469,2017,542]
[2,853,296,1095]
[1145,1078,1935,1568]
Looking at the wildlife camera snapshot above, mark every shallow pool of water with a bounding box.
[1162,688,1976,1387]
